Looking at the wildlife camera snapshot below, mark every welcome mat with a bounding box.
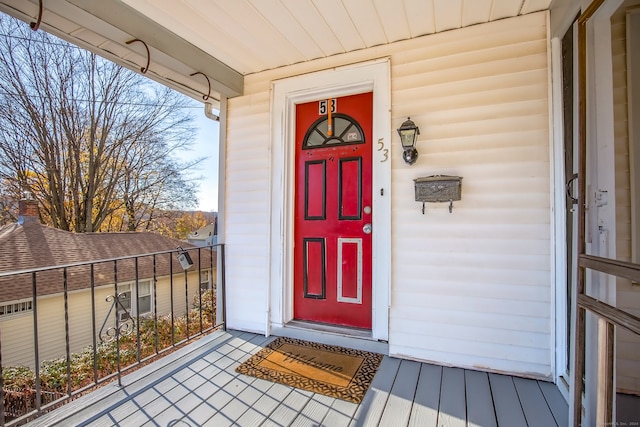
[235,337,383,403]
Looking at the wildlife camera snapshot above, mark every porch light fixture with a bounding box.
[397,117,420,165]
[176,247,193,270]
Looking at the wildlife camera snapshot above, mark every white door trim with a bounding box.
[550,34,569,396]
[268,58,391,341]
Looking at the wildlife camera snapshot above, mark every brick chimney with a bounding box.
[18,198,39,224]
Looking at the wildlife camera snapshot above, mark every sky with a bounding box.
[179,105,220,212]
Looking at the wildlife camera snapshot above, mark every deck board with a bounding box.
[408,363,442,427]
[617,393,640,424]
[488,373,528,427]
[350,356,401,427]
[438,367,467,427]
[513,376,558,427]
[378,359,421,426]
[22,330,568,427]
[321,398,359,426]
[465,370,498,427]
[263,388,313,427]
[539,380,569,426]
[291,393,335,426]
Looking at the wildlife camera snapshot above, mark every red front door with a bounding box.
[294,92,373,329]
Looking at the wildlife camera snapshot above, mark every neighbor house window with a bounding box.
[200,270,211,293]
[116,280,152,321]
[0,300,33,318]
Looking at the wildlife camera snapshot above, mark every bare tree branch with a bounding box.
[0,16,204,231]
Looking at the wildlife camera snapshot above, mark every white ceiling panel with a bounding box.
[281,0,345,58]
[405,0,437,37]
[521,0,554,14]
[490,0,526,20]
[208,0,301,70]
[0,0,554,101]
[343,0,387,48]
[158,0,264,75]
[434,0,463,32]
[374,0,412,43]
[311,0,365,52]
[462,0,494,27]
[248,0,324,62]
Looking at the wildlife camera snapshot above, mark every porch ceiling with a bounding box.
[0,0,552,104]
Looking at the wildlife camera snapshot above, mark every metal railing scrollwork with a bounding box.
[99,293,136,343]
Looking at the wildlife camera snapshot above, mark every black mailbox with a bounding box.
[414,175,462,213]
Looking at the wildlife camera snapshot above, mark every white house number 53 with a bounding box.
[377,138,388,162]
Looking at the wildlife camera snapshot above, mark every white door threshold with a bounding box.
[270,320,389,354]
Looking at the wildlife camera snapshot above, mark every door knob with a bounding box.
[363,223,372,234]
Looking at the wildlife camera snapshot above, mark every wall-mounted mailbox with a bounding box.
[414,175,462,213]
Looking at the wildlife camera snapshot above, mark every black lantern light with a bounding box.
[397,117,420,165]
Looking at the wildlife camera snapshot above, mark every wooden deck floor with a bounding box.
[26,329,568,427]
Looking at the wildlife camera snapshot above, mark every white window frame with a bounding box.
[199,270,212,293]
[116,279,153,321]
[0,299,33,318]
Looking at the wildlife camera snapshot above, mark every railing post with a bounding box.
[184,265,189,341]
[113,260,121,387]
[153,255,159,355]
[220,244,226,331]
[135,258,141,363]
[209,245,218,327]
[90,264,98,385]
[31,272,41,413]
[63,268,72,397]
[198,248,203,334]
[1,327,5,426]
[169,252,175,346]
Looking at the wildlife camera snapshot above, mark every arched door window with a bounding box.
[302,113,365,149]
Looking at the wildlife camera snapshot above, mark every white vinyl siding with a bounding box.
[225,11,553,377]
[224,92,272,333]
[611,4,640,395]
[388,13,551,377]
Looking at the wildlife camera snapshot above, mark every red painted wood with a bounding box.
[339,158,361,219]
[305,161,326,219]
[305,239,325,298]
[294,92,373,328]
[340,240,359,299]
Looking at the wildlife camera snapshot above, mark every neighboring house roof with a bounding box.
[0,222,214,304]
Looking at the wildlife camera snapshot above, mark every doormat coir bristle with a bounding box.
[235,337,383,403]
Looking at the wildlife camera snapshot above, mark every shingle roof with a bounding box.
[0,222,214,303]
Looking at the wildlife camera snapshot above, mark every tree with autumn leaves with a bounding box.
[0,15,212,236]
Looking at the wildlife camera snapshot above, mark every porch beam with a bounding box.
[65,0,243,98]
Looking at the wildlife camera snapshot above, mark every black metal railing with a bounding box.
[0,244,225,426]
